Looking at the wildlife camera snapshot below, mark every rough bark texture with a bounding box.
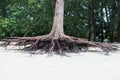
[0,0,118,56]
[49,0,64,39]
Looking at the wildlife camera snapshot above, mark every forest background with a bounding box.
[0,0,120,43]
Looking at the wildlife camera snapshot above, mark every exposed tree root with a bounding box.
[0,35,118,56]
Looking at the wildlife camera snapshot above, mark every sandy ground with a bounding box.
[0,45,120,80]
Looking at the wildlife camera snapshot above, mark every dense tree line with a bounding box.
[0,0,120,43]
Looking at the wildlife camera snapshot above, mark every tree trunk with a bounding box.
[91,1,97,41]
[101,24,104,42]
[88,20,92,41]
[117,0,120,42]
[110,2,117,42]
[50,0,64,39]
[92,18,97,41]
[118,17,120,42]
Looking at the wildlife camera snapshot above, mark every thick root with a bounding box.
[0,35,118,55]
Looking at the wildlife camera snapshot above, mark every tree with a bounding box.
[1,0,118,55]
[118,17,120,42]
[117,0,120,42]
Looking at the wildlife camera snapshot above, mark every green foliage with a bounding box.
[0,17,15,38]
[0,0,119,42]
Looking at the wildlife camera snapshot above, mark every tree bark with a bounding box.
[111,2,117,42]
[92,18,97,41]
[88,20,92,41]
[117,0,120,42]
[118,17,120,42]
[50,0,64,39]
[91,1,97,41]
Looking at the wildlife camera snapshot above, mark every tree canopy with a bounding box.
[0,0,120,43]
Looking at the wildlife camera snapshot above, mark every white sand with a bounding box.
[0,45,120,80]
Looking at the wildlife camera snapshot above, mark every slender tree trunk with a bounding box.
[91,1,97,41]
[101,24,104,42]
[50,0,64,39]
[118,17,120,42]
[88,20,92,41]
[88,5,92,41]
[111,2,117,42]
[105,6,109,22]
[116,0,120,42]
[92,16,97,41]
[111,28,114,42]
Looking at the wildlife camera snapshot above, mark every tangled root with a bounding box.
[0,35,118,56]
